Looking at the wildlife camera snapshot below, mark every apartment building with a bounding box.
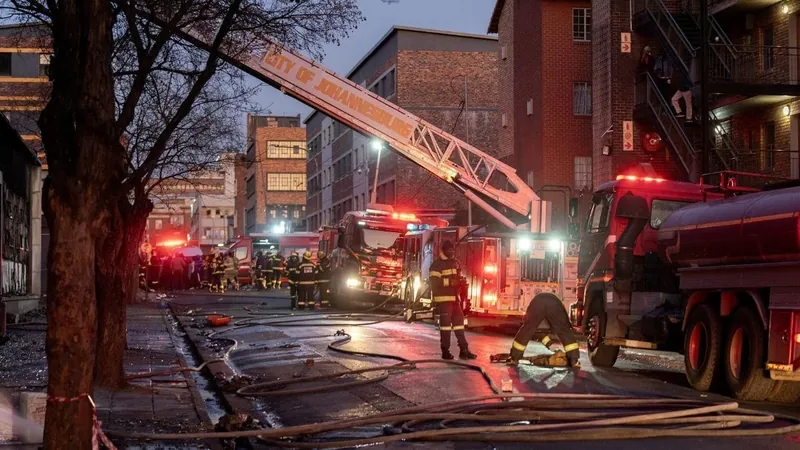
[244,114,307,235]
[189,153,238,250]
[488,0,593,231]
[599,0,800,185]
[305,26,499,231]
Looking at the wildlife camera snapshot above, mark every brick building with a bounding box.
[304,26,499,231]
[488,0,593,231]
[596,0,800,186]
[244,114,307,235]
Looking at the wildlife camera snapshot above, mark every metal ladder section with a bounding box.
[159,20,546,231]
[635,0,738,171]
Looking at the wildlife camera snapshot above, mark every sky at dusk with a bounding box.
[246,0,497,121]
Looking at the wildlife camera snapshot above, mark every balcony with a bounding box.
[709,0,783,15]
[709,44,800,96]
[711,148,800,178]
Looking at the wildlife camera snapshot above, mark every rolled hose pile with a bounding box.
[104,300,800,447]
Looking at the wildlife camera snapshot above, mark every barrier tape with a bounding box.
[47,393,117,450]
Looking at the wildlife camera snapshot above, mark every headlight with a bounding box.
[346,278,360,288]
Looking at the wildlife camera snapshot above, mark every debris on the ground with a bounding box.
[18,307,46,324]
[304,358,315,367]
[214,374,258,392]
[215,413,261,450]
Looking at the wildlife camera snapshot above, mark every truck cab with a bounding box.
[576,174,719,365]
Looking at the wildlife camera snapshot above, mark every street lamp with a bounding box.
[370,138,386,204]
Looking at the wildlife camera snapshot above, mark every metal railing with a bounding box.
[635,73,699,176]
[682,0,737,79]
[709,109,737,166]
[710,44,800,85]
[634,0,696,79]
[714,148,800,177]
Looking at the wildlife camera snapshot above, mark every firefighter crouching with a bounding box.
[430,240,477,360]
[296,251,317,310]
[271,252,283,289]
[316,251,331,308]
[508,292,581,368]
[286,251,300,309]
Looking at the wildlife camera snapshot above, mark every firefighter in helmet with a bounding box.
[211,248,226,292]
[429,240,476,360]
[507,292,581,368]
[271,251,283,288]
[285,251,301,309]
[253,251,264,290]
[296,251,317,310]
[262,251,274,290]
[316,251,331,308]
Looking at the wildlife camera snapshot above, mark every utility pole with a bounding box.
[700,0,710,177]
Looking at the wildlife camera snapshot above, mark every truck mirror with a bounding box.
[568,198,579,219]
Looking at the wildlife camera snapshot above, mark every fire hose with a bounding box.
[102,301,800,446]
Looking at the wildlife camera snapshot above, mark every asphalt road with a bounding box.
[168,291,800,449]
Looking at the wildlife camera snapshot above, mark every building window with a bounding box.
[266,140,306,159]
[155,219,163,230]
[170,215,184,226]
[574,156,592,191]
[0,53,11,76]
[573,82,592,116]
[39,54,51,77]
[762,25,774,72]
[763,121,776,171]
[267,173,306,191]
[572,8,592,42]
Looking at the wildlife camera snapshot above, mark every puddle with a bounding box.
[161,302,228,425]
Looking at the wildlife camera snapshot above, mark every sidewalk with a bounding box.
[0,301,221,449]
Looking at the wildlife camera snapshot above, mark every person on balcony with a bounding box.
[671,74,693,124]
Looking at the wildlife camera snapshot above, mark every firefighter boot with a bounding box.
[459,348,477,360]
[442,349,455,360]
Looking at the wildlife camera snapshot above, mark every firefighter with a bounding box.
[262,251,274,290]
[271,251,283,288]
[285,251,300,309]
[316,251,331,308]
[253,251,264,290]
[507,292,581,368]
[430,240,476,360]
[205,248,218,292]
[296,251,317,310]
[212,249,226,293]
[223,251,239,291]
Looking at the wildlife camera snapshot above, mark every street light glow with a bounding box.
[371,138,384,151]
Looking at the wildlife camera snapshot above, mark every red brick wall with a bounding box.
[497,0,515,160]
[233,154,247,237]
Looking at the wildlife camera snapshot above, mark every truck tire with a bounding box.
[723,307,775,401]
[683,304,723,392]
[766,381,800,403]
[585,300,619,367]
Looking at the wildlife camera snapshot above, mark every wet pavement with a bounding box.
[171,291,800,449]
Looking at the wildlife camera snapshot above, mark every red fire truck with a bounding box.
[574,168,800,402]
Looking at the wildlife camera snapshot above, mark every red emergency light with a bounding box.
[392,212,417,221]
[484,264,497,274]
[157,239,186,247]
[616,174,665,183]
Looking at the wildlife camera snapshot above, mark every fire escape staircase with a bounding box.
[633,0,739,177]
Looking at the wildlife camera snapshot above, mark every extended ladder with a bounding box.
[158,23,549,232]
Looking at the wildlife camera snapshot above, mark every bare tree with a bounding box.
[0,0,362,447]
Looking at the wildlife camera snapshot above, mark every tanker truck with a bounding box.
[574,168,800,403]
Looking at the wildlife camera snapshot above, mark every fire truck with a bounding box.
[574,167,800,402]
[226,232,319,285]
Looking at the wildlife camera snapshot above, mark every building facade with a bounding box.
[189,153,238,250]
[305,26,499,231]
[488,0,593,231]
[244,114,307,235]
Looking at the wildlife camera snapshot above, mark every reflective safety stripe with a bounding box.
[441,269,458,276]
[452,325,465,331]
[541,336,552,346]
[512,340,527,352]
[564,342,580,353]
[429,271,441,278]
[433,295,456,302]
[298,281,316,285]
[439,325,453,331]
[317,279,330,283]
[321,301,329,305]
[297,302,306,305]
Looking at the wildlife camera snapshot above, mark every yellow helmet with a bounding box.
[318,251,327,259]
[303,251,312,260]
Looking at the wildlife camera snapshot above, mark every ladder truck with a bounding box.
[157,19,576,321]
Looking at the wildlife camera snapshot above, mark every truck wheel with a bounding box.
[585,301,619,367]
[683,304,723,392]
[723,307,775,401]
[766,381,800,403]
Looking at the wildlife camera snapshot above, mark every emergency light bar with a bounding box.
[616,174,665,183]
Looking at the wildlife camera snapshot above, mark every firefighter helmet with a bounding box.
[303,251,312,260]
[318,251,327,259]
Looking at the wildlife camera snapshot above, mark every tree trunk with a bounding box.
[43,182,100,449]
[94,198,152,388]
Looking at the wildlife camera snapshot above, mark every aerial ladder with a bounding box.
[155,19,550,233]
